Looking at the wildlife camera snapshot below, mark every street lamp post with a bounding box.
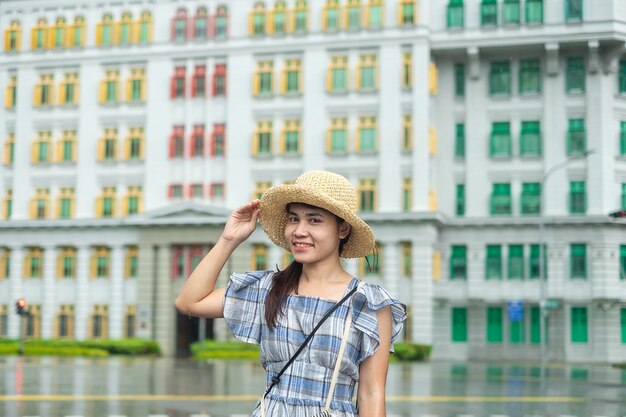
[538,149,595,366]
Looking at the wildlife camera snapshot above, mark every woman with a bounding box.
[175,170,407,417]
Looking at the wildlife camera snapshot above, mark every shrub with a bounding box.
[0,338,160,357]
[391,343,432,362]
[191,340,260,360]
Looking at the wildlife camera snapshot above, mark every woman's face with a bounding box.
[283,203,350,265]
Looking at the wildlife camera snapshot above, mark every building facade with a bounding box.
[0,0,625,362]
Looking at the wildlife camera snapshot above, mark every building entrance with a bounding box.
[175,310,214,357]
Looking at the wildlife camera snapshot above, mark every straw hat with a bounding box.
[259,170,375,259]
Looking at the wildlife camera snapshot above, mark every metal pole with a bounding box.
[18,314,24,355]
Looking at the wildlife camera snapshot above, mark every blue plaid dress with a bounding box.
[223,270,407,417]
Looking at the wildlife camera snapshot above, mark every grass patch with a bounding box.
[191,340,260,360]
[0,338,160,357]
[390,343,432,362]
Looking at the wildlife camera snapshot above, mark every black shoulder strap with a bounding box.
[264,284,359,398]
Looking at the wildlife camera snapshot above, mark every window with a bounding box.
[402,52,412,89]
[125,127,144,161]
[169,126,185,158]
[97,14,114,46]
[171,66,186,99]
[213,64,227,96]
[190,184,204,198]
[490,122,511,157]
[98,128,118,162]
[327,117,348,153]
[402,115,412,151]
[487,307,503,343]
[30,189,49,220]
[357,116,377,152]
[254,61,274,96]
[622,183,626,209]
[0,248,9,279]
[526,0,543,23]
[214,5,229,38]
[59,73,79,106]
[358,54,377,91]
[293,0,309,33]
[281,120,301,154]
[119,12,133,45]
[58,130,77,163]
[521,183,541,215]
[5,75,16,109]
[125,305,136,337]
[399,0,415,25]
[620,245,625,281]
[282,59,302,94]
[0,306,7,337]
[211,124,226,156]
[67,16,85,48]
[127,68,146,102]
[455,123,465,158]
[31,18,48,50]
[99,70,120,104]
[251,244,268,270]
[454,63,465,97]
[138,11,152,43]
[210,183,225,199]
[251,2,267,36]
[486,245,502,279]
[490,62,511,95]
[34,74,55,107]
[253,121,273,156]
[172,8,188,41]
[447,0,464,28]
[565,0,583,21]
[90,305,109,339]
[530,306,541,343]
[621,121,626,156]
[57,188,74,219]
[569,181,586,215]
[90,247,110,280]
[323,0,341,31]
[520,121,541,156]
[271,1,287,34]
[23,304,41,338]
[194,7,208,39]
[567,118,586,155]
[2,190,12,220]
[358,179,377,212]
[503,0,520,25]
[508,245,524,279]
[24,247,43,278]
[327,56,348,92]
[4,20,21,52]
[481,0,498,26]
[254,182,272,201]
[188,125,204,158]
[570,307,587,343]
[366,0,383,29]
[32,131,52,164]
[451,308,468,342]
[491,183,511,215]
[401,242,412,277]
[510,307,525,343]
[402,178,412,211]
[450,245,467,280]
[346,0,362,30]
[456,184,465,216]
[97,187,117,218]
[3,133,15,166]
[51,17,67,48]
[570,243,587,279]
[519,59,541,94]
[191,65,206,98]
[619,61,626,94]
[622,307,626,343]
[124,186,142,215]
[566,57,585,93]
[360,244,381,276]
[56,247,76,279]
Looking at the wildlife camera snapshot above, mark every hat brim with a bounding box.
[259,184,375,259]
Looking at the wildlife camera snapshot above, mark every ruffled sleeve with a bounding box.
[223,270,273,345]
[351,282,407,364]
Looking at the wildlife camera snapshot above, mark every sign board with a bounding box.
[507,300,524,322]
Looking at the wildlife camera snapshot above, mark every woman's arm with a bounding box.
[174,200,261,319]
[357,306,392,417]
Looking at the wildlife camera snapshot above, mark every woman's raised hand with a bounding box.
[221,200,262,245]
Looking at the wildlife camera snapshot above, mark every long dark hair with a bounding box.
[264,205,350,331]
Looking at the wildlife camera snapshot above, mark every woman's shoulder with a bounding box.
[228,269,275,292]
[353,280,406,312]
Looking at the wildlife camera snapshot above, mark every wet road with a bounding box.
[1,356,625,417]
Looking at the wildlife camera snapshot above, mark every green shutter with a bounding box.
[620,121,626,156]
[510,310,525,343]
[490,122,511,157]
[570,243,587,279]
[519,60,540,94]
[566,57,585,93]
[450,245,467,280]
[487,307,503,343]
[490,183,511,215]
[521,182,541,215]
[490,62,511,95]
[447,2,464,28]
[571,307,588,343]
[569,180,586,214]
[565,0,583,21]
[619,61,626,94]
[530,306,541,344]
[520,121,541,156]
[526,0,543,23]
[455,63,465,97]
[486,245,502,279]
[456,184,465,216]
[455,123,465,158]
[508,245,524,279]
[619,245,626,281]
[503,0,520,25]
[621,308,626,344]
[480,0,498,26]
[452,307,468,342]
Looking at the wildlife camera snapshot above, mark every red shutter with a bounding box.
[170,17,176,40]
[191,74,197,98]
[168,133,175,158]
[167,184,173,199]
[209,15,216,37]
[170,246,178,279]
[213,64,227,97]
[170,74,176,99]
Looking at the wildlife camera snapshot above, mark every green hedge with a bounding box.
[390,343,432,362]
[0,338,160,357]
[191,340,260,360]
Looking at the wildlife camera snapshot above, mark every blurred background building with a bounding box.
[0,0,625,362]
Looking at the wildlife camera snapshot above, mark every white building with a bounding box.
[0,0,625,362]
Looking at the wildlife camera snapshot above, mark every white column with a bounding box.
[411,241,433,344]
[109,245,125,339]
[155,244,173,355]
[135,244,154,340]
[383,241,400,299]
[302,47,326,171]
[411,41,431,211]
[7,246,24,338]
[75,245,90,340]
[40,245,56,339]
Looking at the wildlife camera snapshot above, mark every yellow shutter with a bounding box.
[429,62,438,95]
[124,137,130,160]
[121,195,128,216]
[29,197,36,219]
[429,126,437,156]
[140,78,146,101]
[72,138,78,161]
[125,78,132,101]
[326,67,332,92]
[47,27,55,49]
[23,253,30,278]
[280,69,286,94]
[4,86,12,109]
[31,141,38,164]
[95,196,102,218]
[74,82,80,105]
[90,253,96,278]
[48,84,55,106]
[58,82,66,105]
[355,66,361,91]
[253,72,260,96]
[33,84,42,106]
[3,30,9,51]
[138,191,143,213]
[97,138,104,161]
[428,189,437,211]
[96,24,102,45]
[30,27,37,49]
[67,26,74,47]
[248,12,254,35]
[98,80,106,103]
[56,253,63,277]
[432,251,441,280]
[397,1,403,25]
